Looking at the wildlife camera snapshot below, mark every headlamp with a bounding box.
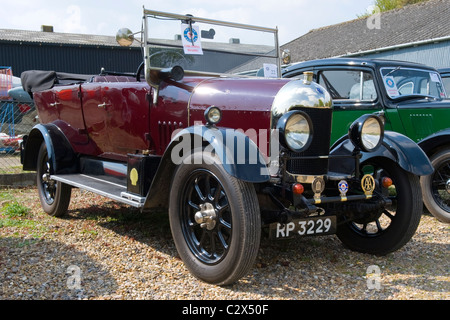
[277,110,313,153]
[204,106,222,126]
[349,114,383,152]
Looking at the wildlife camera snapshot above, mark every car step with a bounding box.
[50,173,145,208]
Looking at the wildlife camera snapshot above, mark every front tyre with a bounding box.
[36,142,71,216]
[169,150,261,285]
[337,158,422,255]
[420,148,450,223]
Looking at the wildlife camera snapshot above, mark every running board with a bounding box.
[51,174,145,208]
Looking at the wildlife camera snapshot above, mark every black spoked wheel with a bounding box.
[36,142,71,217]
[180,169,232,265]
[337,158,422,255]
[169,150,260,285]
[420,148,450,223]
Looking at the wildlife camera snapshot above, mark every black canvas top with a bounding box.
[21,70,93,94]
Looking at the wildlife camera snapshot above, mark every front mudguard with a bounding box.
[143,125,269,210]
[21,123,77,174]
[330,131,434,176]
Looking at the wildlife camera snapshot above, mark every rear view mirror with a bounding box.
[282,49,291,65]
[116,28,135,46]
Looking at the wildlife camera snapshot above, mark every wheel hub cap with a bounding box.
[42,173,51,183]
[194,202,217,230]
[446,179,450,194]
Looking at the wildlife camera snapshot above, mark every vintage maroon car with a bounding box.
[21,9,433,285]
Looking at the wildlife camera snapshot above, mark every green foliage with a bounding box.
[0,196,44,242]
[3,201,30,217]
[359,0,429,17]
[0,190,32,229]
[375,0,403,11]
[0,217,36,228]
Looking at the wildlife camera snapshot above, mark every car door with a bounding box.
[105,82,151,156]
[80,82,111,155]
[40,84,89,148]
[81,81,151,159]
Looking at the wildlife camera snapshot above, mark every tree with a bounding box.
[359,0,429,17]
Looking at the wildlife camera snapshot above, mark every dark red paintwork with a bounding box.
[150,77,205,155]
[35,81,150,161]
[188,77,289,157]
[33,75,290,161]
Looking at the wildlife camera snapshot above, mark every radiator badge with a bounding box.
[361,174,375,195]
[312,177,325,201]
[338,180,348,197]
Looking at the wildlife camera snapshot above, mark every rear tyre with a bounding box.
[36,142,71,217]
[169,150,261,285]
[420,148,450,223]
[337,159,422,255]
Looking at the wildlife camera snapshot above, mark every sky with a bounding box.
[0,0,374,45]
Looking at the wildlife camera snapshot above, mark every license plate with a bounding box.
[269,216,337,239]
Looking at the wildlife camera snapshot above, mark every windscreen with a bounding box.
[380,67,446,99]
[143,10,279,76]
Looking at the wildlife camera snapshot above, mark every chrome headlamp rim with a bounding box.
[276,110,313,153]
[204,105,222,126]
[349,114,384,152]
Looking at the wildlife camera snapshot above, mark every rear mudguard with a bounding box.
[143,125,270,210]
[22,123,77,174]
[330,131,434,176]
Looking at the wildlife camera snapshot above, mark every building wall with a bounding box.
[347,40,450,69]
[0,41,142,77]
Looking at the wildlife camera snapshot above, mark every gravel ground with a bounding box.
[0,186,448,301]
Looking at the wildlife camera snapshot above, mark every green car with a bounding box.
[439,68,450,94]
[283,58,450,223]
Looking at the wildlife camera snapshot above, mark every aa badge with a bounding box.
[361,174,375,195]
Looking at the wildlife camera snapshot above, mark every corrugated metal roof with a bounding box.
[282,0,450,62]
[0,29,142,75]
[0,28,140,48]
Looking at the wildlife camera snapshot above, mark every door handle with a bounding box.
[97,102,110,108]
[373,110,386,124]
[373,110,385,117]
